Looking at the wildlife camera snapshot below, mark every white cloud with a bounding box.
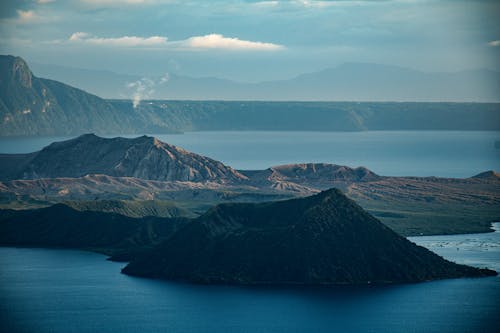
[159,73,170,84]
[69,32,168,47]
[488,40,500,47]
[82,0,149,4]
[16,10,38,23]
[67,32,284,51]
[80,0,176,6]
[184,34,284,51]
[252,1,280,7]
[10,9,57,24]
[250,0,387,9]
[37,0,56,4]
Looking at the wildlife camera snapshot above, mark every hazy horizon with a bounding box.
[1,0,499,83]
[21,57,499,102]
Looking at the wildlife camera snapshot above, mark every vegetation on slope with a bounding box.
[122,189,496,284]
[1,55,499,136]
[0,203,188,259]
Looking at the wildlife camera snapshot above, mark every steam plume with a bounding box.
[126,73,169,108]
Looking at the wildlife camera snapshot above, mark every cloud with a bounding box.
[488,40,500,47]
[80,0,176,6]
[184,34,285,51]
[159,73,170,84]
[67,32,284,51]
[252,1,280,7]
[8,9,57,24]
[82,0,151,4]
[16,10,38,23]
[37,0,56,3]
[69,32,168,47]
[248,0,390,9]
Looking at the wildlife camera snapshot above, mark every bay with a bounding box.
[0,224,499,333]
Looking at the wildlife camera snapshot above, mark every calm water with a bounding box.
[0,131,499,178]
[0,225,499,333]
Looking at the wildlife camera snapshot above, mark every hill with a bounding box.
[31,61,500,102]
[0,55,131,136]
[122,189,496,284]
[109,100,500,132]
[0,134,246,183]
[0,135,498,236]
[0,55,179,136]
[2,55,500,136]
[63,199,195,218]
[0,203,188,259]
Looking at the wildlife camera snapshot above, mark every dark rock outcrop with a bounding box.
[122,189,496,284]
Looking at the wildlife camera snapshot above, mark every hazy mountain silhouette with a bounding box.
[31,61,499,102]
[2,55,500,136]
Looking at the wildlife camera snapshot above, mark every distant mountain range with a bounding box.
[1,55,500,136]
[31,61,500,102]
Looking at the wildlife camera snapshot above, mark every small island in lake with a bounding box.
[122,189,496,284]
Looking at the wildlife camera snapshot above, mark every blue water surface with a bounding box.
[0,225,499,333]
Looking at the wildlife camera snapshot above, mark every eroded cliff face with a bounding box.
[0,55,156,136]
[10,57,32,88]
[3,134,246,183]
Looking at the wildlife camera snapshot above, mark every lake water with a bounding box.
[0,224,499,333]
[1,130,499,331]
[0,131,499,178]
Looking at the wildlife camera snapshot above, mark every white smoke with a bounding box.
[159,73,169,84]
[126,73,169,109]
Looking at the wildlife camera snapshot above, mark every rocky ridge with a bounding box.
[0,134,247,183]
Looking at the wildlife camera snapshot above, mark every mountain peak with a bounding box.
[0,55,33,88]
[77,133,99,139]
[1,134,247,182]
[123,189,496,284]
[471,170,499,180]
[270,163,381,183]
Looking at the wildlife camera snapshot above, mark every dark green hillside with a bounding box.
[0,204,188,258]
[1,55,499,136]
[0,55,131,135]
[63,199,195,218]
[110,100,500,132]
[0,55,177,136]
[123,189,496,284]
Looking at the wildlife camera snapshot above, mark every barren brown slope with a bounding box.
[0,134,247,183]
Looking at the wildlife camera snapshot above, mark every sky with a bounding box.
[0,0,499,82]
